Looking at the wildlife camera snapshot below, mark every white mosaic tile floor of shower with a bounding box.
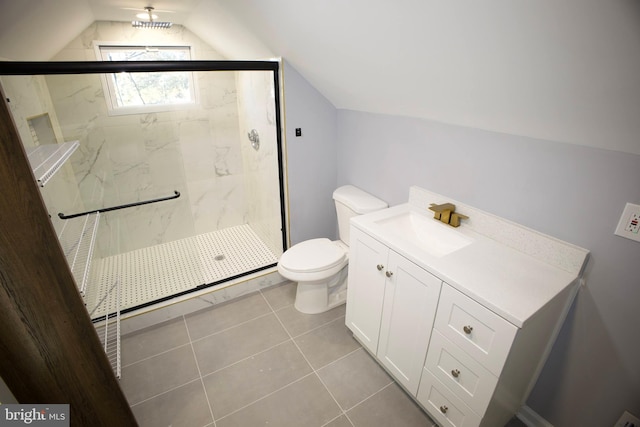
[86,224,278,319]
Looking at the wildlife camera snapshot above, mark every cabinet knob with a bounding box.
[440,405,448,414]
[451,369,460,378]
[385,271,393,278]
[377,264,384,271]
[463,325,473,334]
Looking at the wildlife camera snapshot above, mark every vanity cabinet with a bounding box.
[346,213,582,427]
[346,227,442,395]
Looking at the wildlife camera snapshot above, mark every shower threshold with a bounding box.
[86,224,278,319]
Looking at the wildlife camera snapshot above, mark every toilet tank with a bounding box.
[333,185,387,245]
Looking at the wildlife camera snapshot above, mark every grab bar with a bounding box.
[58,191,180,220]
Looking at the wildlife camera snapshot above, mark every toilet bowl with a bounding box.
[278,238,349,314]
[278,185,387,314]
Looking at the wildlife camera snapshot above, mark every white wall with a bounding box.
[213,0,640,157]
[282,61,338,245]
[336,109,640,427]
[0,0,92,61]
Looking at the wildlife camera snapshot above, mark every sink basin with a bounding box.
[375,210,474,257]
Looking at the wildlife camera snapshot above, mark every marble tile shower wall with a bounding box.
[0,74,82,237]
[236,70,283,257]
[45,22,258,257]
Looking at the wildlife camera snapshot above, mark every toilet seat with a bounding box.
[278,238,348,281]
[279,238,346,272]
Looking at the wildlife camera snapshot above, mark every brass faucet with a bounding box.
[428,203,469,227]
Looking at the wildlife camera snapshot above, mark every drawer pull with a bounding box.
[386,271,393,278]
[451,369,460,378]
[377,264,384,271]
[440,405,448,414]
[463,325,473,334]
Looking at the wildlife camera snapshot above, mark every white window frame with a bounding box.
[94,42,199,116]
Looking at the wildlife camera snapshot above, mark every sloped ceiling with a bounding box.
[1,0,639,154]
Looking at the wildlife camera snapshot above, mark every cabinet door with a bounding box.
[345,228,389,354]
[377,251,442,395]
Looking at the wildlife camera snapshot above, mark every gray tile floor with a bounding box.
[119,281,527,427]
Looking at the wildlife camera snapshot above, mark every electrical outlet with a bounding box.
[614,410,640,427]
[626,212,640,233]
[615,203,640,243]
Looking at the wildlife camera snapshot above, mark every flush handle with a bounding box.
[377,264,384,271]
[451,369,460,378]
[463,325,473,334]
[385,271,393,278]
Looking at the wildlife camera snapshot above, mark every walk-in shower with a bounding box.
[1,60,287,321]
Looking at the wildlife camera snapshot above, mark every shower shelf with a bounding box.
[25,141,79,187]
[57,212,100,296]
[93,279,121,379]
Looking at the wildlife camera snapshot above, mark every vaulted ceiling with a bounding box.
[1,0,639,154]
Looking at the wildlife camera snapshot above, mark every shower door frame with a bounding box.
[0,60,289,313]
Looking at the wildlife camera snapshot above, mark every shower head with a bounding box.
[132,20,172,29]
[132,7,173,29]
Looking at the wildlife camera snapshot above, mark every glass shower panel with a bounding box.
[2,65,284,317]
[235,70,285,259]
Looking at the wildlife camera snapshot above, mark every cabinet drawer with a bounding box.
[425,330,497,415]
[417,368,481,427]
[434,285,517,376]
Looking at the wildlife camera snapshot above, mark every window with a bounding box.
[96,44,197,114]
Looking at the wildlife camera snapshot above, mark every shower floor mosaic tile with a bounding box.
[118,282,528,427]
[87,224,278,318]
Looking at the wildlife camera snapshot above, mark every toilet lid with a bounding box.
[280,238,346,273]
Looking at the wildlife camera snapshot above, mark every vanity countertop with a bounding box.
[351,203,583,328]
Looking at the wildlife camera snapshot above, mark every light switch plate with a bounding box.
[615,203,640,243]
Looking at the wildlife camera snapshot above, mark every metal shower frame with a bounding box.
[0,59,288,313]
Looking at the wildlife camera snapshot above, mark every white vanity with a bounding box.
[345,186,589,427]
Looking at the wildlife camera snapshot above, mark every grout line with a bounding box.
[121,341,192,368]
[215,372,318,422]
[321,413,352,427]
[188,310,274,344]
[183,315,216,427]
[316,346,362,371]
[343,381,395,413]
[202,292,322,421]
[286,313,349,340]
[262,292,353,425]
[125,283,423,427]
[200,339,296,379]
[128,377,202,408]
[260,288,426,425]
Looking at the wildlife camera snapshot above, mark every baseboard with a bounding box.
[517,406,554,427]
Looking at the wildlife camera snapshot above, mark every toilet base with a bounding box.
[294,268,348,314]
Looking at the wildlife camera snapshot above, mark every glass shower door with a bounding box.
[1,62,286,318]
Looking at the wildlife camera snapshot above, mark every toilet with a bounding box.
[278,185,387,314]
